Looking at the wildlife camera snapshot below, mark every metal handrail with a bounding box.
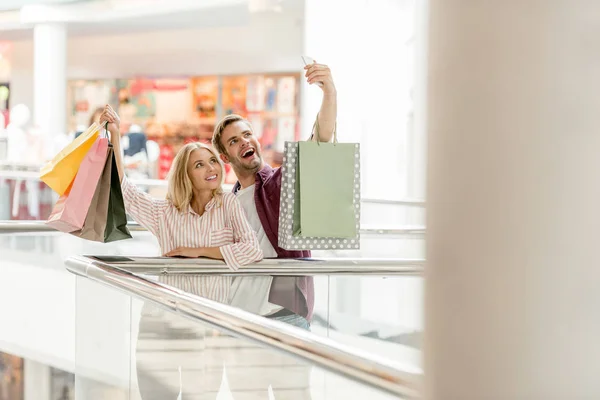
[361,197,425,207]
[0,220,426,236]
[65,256,422,398]
[72,255,425,276]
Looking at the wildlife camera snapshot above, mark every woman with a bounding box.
[99,104,263,301]
[100,105,264,399]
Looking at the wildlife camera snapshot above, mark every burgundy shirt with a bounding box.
[233,164,315,321]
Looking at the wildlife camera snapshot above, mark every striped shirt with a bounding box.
[121,176,263,303]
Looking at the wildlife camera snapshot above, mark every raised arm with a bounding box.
[99,104,165,236]
[99,104,125,182]
[305,61,337,142]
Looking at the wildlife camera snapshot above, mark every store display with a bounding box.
[50,367,74,400]
[158,144,175,180]
[246,113,264,139]
[70,80,113,129]
[191,76,218,119]
[117,78,157,119]
[0,352,23,400]
[67,72,302,184]
[260,118,278,149]
[264,77,277,112]
[276,116,296,152]
[277,76,296,114]
[222,76,247,115]
[0,83,9,112]
[246,76,265,112]
[153,79,192,122]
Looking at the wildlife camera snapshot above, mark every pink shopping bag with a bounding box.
[46,137,109,233]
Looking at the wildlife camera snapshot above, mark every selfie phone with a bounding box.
[302,56,324,87]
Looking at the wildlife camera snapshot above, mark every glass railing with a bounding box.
[0,225,424,398]
[69,256,422,399]
[0,229,424,349]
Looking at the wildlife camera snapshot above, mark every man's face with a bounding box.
[219,121,263,173]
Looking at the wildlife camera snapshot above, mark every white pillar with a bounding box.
[24,359,51,400]
[425,1,600,398]
[33,23,67,137]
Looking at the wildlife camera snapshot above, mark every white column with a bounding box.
[24,359,51,400]
[425,1,600,399]
[33,23,67,137]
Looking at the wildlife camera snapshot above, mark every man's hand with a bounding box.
[164,247,202,258]
[305,61,336,96]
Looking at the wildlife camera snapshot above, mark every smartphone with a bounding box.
[301,56,324,87]
[301,56,315,65]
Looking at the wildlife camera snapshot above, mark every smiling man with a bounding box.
[211,61,337,329]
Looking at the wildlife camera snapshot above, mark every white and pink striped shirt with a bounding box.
[121,176,263,302]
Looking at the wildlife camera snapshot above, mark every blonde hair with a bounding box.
[166,142,225,212]
[212,114,252,156]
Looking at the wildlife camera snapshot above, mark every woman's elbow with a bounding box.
[253,248,264,263]
[241,247,263,266]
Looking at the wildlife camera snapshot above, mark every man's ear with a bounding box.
[220,153,230,164]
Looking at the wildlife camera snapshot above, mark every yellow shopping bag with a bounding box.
[40,123,101,195]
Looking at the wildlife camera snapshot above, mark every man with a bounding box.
[212,61,336,329]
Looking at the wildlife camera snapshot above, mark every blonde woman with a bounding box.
[99,105,263,399]
[99,105,263,301]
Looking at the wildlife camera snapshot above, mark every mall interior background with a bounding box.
[0,0,424,398]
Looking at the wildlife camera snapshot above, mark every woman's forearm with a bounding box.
[99,105,126,183]
[198,247,224,260]
[110,132,126,183]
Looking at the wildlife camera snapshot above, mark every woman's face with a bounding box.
[187,148,222,192]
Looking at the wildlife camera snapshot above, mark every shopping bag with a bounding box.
[278,119,360,250]
[40,123,101,195]
[104,147,132,242]
[298,141,357,237]
[45,137,109,232]
[70,146,112,242]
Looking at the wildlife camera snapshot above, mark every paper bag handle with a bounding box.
[103,122,109,140]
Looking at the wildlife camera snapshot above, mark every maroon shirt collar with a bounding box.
[231,164,274,193]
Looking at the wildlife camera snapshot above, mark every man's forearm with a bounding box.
[304,61,337,142]
[316,91,338,142]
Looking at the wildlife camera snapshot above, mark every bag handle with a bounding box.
[310,114,338,146]
[103,121,110,140]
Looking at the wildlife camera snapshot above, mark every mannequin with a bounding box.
[0,112,6,161]
[0,112,8,220]
[6,103,29,164]
[5,104,44,218]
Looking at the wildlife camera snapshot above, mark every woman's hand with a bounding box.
[98,104,120,139]
[164,247,202,258]
[99,104,126,182]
